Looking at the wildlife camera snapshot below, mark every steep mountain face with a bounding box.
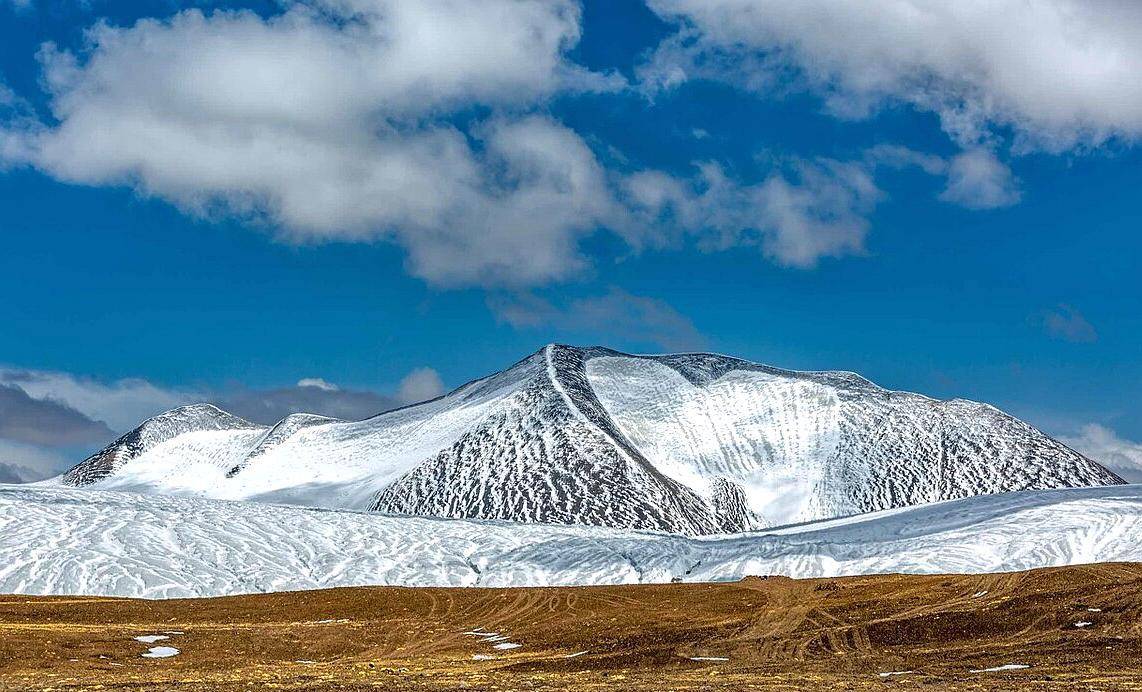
[61,404,262,486]
[54,345,1123,535]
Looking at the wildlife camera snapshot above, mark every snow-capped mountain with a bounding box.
[54,344,1122,534]
[2,483,1140,598]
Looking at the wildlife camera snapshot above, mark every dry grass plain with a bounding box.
[0,563,1140,691]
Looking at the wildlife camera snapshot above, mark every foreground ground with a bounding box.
[0,563,1139,691]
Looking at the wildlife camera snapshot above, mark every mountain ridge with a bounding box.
[54,343,1123,534]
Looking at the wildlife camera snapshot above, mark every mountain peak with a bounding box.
[58,345,1123,533]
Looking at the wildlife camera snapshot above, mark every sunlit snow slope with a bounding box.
[55,345,1122,534]
[1,484,1139,598]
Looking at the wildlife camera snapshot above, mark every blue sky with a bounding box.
[0,0,1139,481]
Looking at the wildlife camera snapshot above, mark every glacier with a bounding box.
[0,483,1138,599]
[53,345,1122,535]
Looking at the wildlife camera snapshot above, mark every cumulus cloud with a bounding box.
[867,145,1021,210]
[642,0,1142,152]
[1060,424,1142,483]
[0,0,938,283]
[0,367,194,431]
[1036,304,1099,343]
[490,287,708,352]
[623,158,882,268]
[0,1,623,287]
[0,383,113,446]
[395,368,446,406]
[938,149,1021,210]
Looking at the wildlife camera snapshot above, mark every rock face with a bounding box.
[56,345,1123,534]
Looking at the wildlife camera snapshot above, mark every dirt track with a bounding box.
[0,563,1140,690]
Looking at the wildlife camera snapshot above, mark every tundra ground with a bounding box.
[1,563,1140,690]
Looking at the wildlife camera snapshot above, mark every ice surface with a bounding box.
[52,345,1123,535]
[141,646,179,658]
[0,483,1139,598]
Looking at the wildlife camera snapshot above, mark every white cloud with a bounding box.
[643,0,1142,152]
[1060,424,1142,483]
[623,158,882,268]
[2,1,624,288]
[866,144,1020,210]
[0,367,195,431]
[296,378,339,391]
[0,0,922,282]
[938,149,1021,210]
[864,144,948,177]
[1036,304,1099,343]
[395,367,446,405]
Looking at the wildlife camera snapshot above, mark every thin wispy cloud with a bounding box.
[490,288,708,352]
[1036,305,1098,343]
[1060,424,1142,483]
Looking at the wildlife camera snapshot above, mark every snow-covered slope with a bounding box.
[54,345,1122,534]
[1,483,1139,598]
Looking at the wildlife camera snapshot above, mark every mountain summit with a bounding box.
[56,345,1122,534]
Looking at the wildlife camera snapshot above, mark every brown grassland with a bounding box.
[0,563,1139,691]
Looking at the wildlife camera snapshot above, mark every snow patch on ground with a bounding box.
[0,484,1140,598]
[141,646,179,658]
[970,664,1030,673]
